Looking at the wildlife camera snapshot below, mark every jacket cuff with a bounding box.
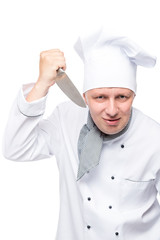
[17,83,47,117]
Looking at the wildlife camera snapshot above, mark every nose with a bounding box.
[104,99,118,117]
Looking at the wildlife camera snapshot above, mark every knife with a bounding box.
[55,69,86,108]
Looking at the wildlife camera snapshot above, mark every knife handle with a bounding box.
[55,68,66,82]
[57,68,65,75]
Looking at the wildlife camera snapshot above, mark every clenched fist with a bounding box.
[38,49,66,87]
[26,49,66,102]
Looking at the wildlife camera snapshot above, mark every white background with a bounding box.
[0,0,160,239]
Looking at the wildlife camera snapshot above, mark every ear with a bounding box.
[132,92,136,100]
[83,93,88,105]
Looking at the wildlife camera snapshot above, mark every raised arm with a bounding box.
[3,49,66,161]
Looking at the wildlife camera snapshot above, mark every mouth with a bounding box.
[103,118,121,126]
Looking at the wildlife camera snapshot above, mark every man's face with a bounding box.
[83,87,135,135]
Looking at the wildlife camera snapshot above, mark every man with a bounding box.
[3,28,160,239]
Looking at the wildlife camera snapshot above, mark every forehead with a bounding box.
[86,87,133,95]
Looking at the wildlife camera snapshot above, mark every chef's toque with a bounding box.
[74,27,156,93]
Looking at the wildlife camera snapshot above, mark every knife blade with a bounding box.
[55,69,86,108]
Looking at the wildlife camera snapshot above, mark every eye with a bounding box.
[117,95,128,101]
[118,95,128,99]
[119,95,126,99]
[97,96,104,99]
[93,95,105,100]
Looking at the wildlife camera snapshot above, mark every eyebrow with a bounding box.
[91,91,132,96]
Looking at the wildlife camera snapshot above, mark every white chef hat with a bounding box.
[74,27,156,93]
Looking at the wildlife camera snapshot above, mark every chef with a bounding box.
[3,27,160,240]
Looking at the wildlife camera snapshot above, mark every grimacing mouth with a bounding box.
[102,117,121,121]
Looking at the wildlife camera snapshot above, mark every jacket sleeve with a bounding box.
[155,170,160,196]
[3,83,59,161]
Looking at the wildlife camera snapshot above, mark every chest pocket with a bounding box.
[119,177,156,211]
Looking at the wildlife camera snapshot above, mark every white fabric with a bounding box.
[3,84,160,240]
[74,27,156,93]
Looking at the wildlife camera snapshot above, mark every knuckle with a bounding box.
[40,52,43,57]
[45,55,50,60]
[40,51,46,58]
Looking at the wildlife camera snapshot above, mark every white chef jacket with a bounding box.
[3,84,160,240]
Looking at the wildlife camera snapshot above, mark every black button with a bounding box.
[121,144,124,148]
[109,205,112,209]
[87,225,91,229]
[88,197,91,201]
[115,232,119,236]
[111,176,115,180]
